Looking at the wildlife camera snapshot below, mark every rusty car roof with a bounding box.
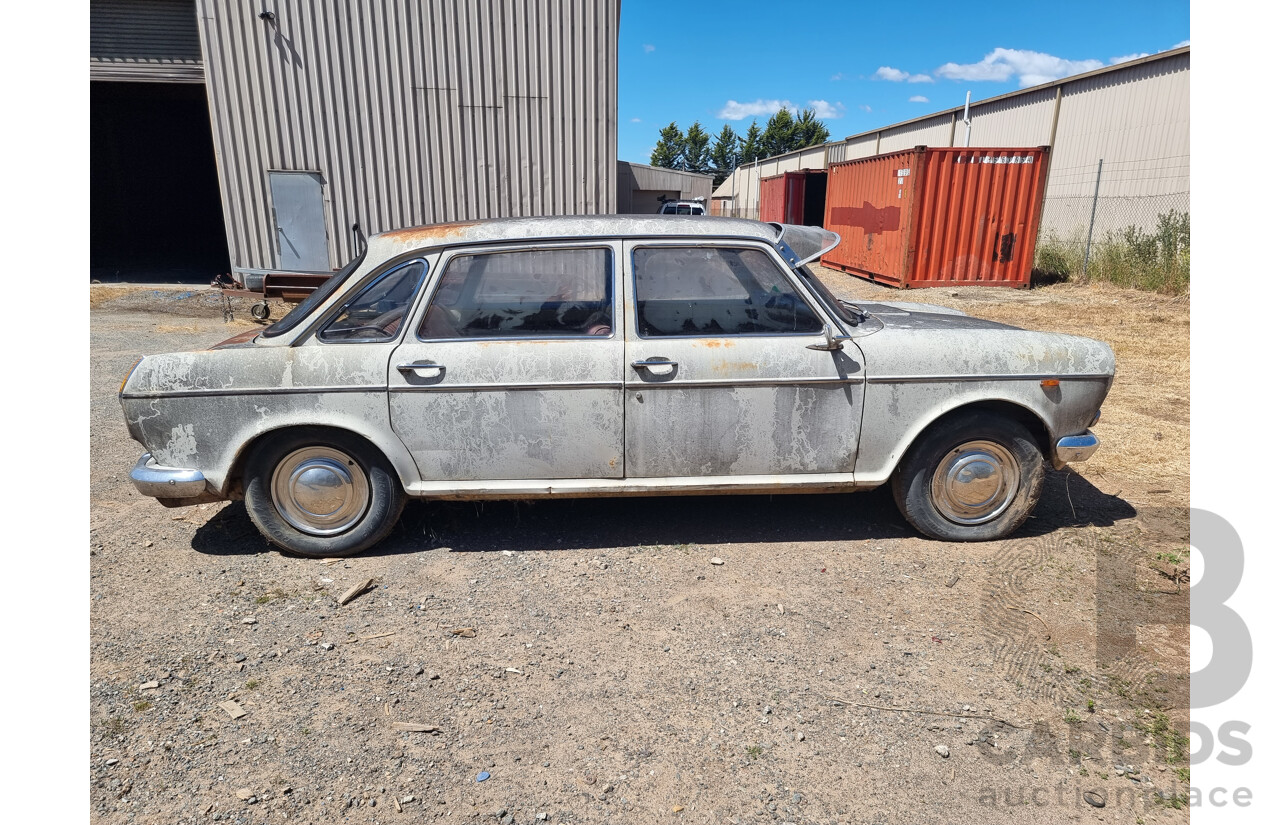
[370,215,783,255]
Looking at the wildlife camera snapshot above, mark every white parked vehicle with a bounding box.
[120,216,1112,556]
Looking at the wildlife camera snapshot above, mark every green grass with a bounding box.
[1034,210,1190,294]
[132,700,152,712]
[1064,708,1083,725]
[1137,712,1190,764]
[245,679,260,691]
[746,745,763,759]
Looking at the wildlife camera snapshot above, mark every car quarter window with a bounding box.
[633,246,824,337]
[318,260,426,342]
[419,247,613,339]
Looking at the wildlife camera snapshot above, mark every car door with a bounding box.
[623,240,864,478]
[388,242,624,483]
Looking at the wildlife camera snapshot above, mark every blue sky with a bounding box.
[618,1,1190,164]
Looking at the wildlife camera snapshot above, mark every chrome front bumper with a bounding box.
[130,453,208,498]
[1052,431,1100,470]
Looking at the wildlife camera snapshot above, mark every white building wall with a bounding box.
[713,49,1189,239]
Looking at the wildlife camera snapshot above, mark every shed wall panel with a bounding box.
[711,49,1188,239]
[198,0,618,273]
[875,115,953,153]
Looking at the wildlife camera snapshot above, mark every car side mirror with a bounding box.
[806,325,850,352]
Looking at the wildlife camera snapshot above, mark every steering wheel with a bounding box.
[328,306,407,340]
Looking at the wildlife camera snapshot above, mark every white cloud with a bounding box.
[876,66,933,83]
[1110,52,1149,65]
[718,98,846,120]
[629,117,642,123]
[936,48,1103,88]
[642,44,655,53]
[1173,39,1190,48]
[859,104,872,113]
[807,99,846,118]
[830,72,844,81]
[909,95,929,103]
[717,98,795,119]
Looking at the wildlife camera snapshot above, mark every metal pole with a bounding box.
[963,91,972,147]
[1082,158,1103,278]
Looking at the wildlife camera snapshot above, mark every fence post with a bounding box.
[1082,158,1103,279]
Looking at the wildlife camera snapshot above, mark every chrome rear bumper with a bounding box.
[1052,431,1100,470]
[130,453,208,498]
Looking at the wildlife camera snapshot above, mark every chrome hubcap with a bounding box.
[271,447,370,536]
[930,440,1020,525]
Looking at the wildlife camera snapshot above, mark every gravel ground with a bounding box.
[90,281,1191,825]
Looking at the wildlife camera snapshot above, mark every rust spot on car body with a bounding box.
[711,360,759,373]
[209,328,261,349]
[696,339,736,348]
[380,221,479,244]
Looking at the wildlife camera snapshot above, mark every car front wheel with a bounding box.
[243,428,406,557]
[891,411,1045,541]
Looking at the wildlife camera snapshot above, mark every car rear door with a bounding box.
[388,242,625,482]
[622,240,864,478]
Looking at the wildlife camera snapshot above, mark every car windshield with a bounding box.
[793,263,863,326]
[260,248,368,338]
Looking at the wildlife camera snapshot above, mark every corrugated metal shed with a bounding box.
[90,0,204,83]
[196,0,619,275]
[616,162,713,214]
[713,48,1190,239]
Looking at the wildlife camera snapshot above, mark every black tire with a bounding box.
[243,428,406,557]
[251,301,271,320]
[891,410,1045,542]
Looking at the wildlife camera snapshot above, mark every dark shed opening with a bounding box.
[90,81,229,282]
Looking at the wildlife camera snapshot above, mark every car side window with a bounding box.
[318,260,426,342]
[419,248,613,339]
[634,246,824,337]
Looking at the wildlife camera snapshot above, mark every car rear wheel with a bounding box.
[243,428,405,557]
[891,411,1045,541]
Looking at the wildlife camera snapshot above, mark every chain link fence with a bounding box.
[1035,156,1190,292]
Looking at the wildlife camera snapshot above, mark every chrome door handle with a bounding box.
[397,361,445,377]
[631,359,677,377]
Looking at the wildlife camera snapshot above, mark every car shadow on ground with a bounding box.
[190,468,1136,558]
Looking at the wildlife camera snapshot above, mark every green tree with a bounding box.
[761,108,797,158]
[682,121,711,174]
[650,122,685,169]
[739,120,763,165]
[709,124,740,186]
[794,108,830,148]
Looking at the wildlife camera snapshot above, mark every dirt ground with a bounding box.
[90,276,1191,825]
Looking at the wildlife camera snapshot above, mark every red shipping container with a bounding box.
[759,170,828,226]
[821,146,1050,288]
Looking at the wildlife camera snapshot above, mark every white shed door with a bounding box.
[269,171,329,271]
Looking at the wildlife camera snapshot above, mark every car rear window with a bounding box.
[419,248,613,339]
[260,249,367,339]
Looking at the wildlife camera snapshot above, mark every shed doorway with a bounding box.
[90,81,229,282]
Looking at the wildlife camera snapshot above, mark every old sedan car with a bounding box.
[119,216,1112,557]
